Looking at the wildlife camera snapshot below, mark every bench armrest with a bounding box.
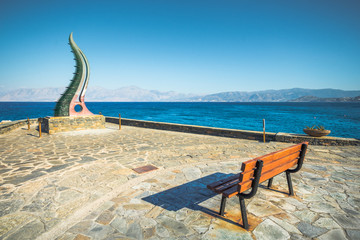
[287,143,307,173]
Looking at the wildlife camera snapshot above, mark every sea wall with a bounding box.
[106,117,360,146]
[1,117,359,146]
[106,117,276,141]
[0,119,38,135]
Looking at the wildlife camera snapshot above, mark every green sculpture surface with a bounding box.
[54,33,93,116]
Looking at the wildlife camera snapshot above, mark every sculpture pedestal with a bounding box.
[42,115,105,134]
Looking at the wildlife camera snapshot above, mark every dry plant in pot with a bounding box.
[303,125,331,137]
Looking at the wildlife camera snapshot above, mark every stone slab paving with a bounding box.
[0,123,359,240]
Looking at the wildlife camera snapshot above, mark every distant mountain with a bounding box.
[0,87,65,102]
[290,95,360,102]
[0,86,196,102]
[86,86,196,102]
[0,87,359,102]
[188,88,360,102]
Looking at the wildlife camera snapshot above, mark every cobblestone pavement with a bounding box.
[0,123,359,240]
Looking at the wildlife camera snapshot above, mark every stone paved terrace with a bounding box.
[0,123,359,240]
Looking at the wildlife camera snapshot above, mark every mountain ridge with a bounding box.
[289,95,360,102]
[0,86,359,102]
[187,88,360,102]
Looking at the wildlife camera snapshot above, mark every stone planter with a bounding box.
[303,129,331,137]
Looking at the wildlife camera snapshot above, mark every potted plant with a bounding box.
[303,125,331,137]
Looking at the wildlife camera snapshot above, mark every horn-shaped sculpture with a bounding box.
[54,33,93,116]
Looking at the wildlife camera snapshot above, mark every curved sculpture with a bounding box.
[54,32,93,116]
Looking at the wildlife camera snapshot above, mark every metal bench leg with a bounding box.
[286,172,294,196]
[220,195,226,216]
[239,196,249,230]
[267,177,273,188]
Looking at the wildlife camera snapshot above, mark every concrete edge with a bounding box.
[1,117,359,146]
[106,117,360,146]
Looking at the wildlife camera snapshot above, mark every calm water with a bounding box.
[0,102,359,139]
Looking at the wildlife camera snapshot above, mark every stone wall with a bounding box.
[42,115,105,134]
[1,117,359,146]
[106,117,276,141]
[274,132,360,146]
[0,119,38,135]
[106,117,360,146]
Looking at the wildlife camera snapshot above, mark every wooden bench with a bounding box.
[207,142,308,229]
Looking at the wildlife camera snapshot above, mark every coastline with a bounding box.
[2,117,359,146]
[1,102,359,139]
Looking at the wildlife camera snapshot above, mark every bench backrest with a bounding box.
[237,142,308,193]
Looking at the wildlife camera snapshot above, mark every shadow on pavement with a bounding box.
[142,172,245,227]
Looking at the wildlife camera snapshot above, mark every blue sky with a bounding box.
[0,0,359,94]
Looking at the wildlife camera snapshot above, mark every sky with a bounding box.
[0,0,359,94]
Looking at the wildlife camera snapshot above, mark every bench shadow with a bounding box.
[258,184,290,195]
[142,172,244,227]
[27,133,39,137]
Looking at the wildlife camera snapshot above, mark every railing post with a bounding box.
[119,114,121,130]
[27,117,30,130]
[38,118,42,138]
[263,119,266,143]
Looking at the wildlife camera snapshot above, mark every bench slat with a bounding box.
[239,152,300,182]
[207,173,240,191]
[224,176,258,197]
[259,158,298,183]
[212,179,240,193]
[223,185,240,198]
[241,144,302,172]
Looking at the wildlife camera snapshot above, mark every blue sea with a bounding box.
[0,102,359,139]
